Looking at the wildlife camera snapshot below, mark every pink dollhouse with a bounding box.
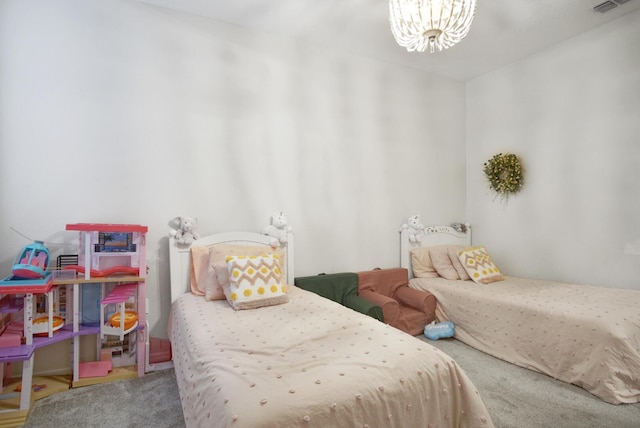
[65,223,147,382]
[0,223,148,422]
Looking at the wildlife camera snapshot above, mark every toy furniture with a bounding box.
[65,223,147,383]
[294,272,383,321]
[11,241,49,279]
[0,272,72,420]
[0,223,148,424]
[357,267,436,335]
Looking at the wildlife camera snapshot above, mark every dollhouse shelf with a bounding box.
[0,316,102,363]
[0,273,54,294]
[0,326,100,363]
[52,276,145,285]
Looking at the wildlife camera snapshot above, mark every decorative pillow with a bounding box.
[224,254,289,310]
[206,244,283,301]
[189,246,209,296]
[410,248,438,278]
[448,246,470,281]
[429,246,459,280]
[457,246,504,284]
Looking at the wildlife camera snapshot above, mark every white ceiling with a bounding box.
[137,0,640,81]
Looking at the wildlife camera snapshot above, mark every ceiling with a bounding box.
[137,0,640,81]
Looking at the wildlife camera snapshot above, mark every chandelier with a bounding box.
[389,0,477,53]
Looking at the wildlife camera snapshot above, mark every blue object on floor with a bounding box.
[424,321,455,340]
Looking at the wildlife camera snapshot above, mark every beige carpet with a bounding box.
[24,339,640,427]
[24,369,184,428]
[425,337,640,428]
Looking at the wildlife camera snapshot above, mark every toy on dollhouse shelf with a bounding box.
[0,241,62,353]
[11,241,49,279]
[0,240,54,295]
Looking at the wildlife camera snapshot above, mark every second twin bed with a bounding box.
[401,224,640,405]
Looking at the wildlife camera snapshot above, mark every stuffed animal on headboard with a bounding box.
[450,222,468,233]
[262,212,293,247]
[401,215,425,243]
[169,216,201,245]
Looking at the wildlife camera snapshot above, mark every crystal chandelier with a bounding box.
[389,0,477,53]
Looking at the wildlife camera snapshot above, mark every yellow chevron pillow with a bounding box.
[224,254,289,310]
[457,246,504,284]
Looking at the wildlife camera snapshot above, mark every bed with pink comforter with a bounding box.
[400,223,640,404]
[409,275,640,404]
[169,285,494,427]
[168,231,493,427]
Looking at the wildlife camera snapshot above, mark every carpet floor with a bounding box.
[24,338,640,427]
[426,338,640,428]
[24,369,184,428]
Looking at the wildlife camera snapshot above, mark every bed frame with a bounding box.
[169,231,294,303]
[400,224,471,277]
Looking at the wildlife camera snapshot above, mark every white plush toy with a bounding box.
[402,215,425,243]
[169,216,201,246]
[262,212,293,247]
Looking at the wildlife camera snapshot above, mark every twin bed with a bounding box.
[168,231,494,427]
[400,225,640,405]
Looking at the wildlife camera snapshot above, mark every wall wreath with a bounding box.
[483,153,524,199]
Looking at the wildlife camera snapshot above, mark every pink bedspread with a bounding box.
[169,285,494,427]
[409,276,640,404]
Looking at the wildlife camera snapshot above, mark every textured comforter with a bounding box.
[169,285,494,427]
[409,276,640,404]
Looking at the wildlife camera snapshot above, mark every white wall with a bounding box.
[0,0,466,355]
[466,10,640,290]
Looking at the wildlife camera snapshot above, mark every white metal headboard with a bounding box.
[169,231,295,304]
[400,224,471,278]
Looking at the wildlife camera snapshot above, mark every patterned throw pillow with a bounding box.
[457,246,504,284]
[224,254,289,310]
[207,245,283,301]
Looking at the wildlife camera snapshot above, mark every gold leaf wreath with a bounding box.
[483,153,524,198]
